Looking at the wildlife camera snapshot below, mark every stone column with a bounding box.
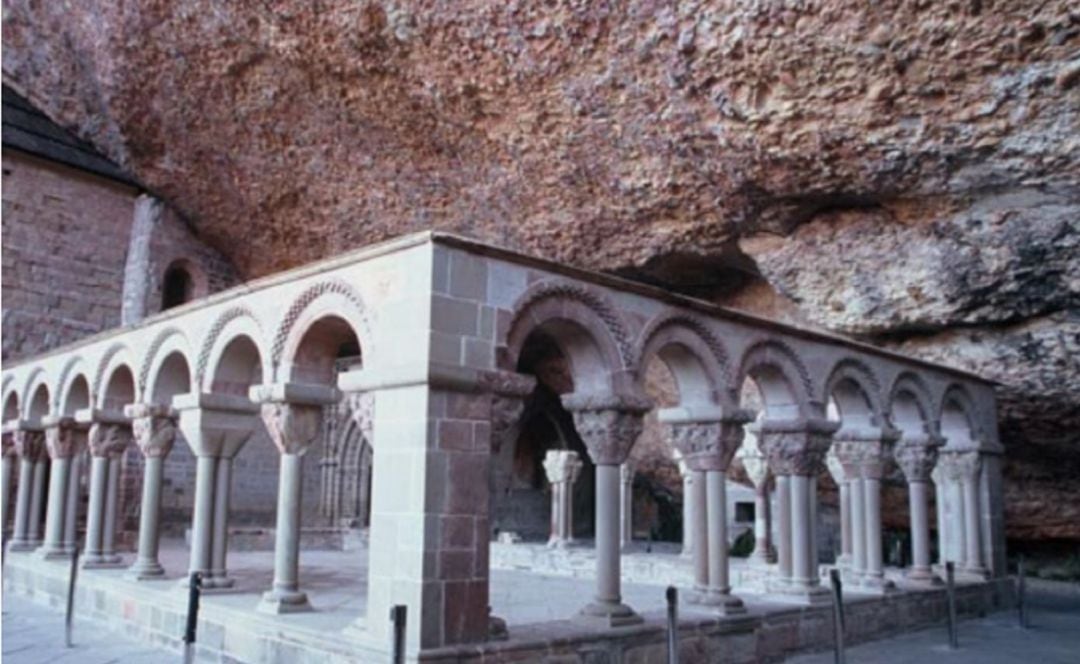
[676,458,696,558]
[254,387,333,615]
[543,449,582,548]
[9,428,45,551]
[563,395,650,627]
[826,450,851,569]
[126,404,177,579]
[758,418,837,604]
[738,435,776,565]
[27,451,49,547]
[83,422,129,568]
[895,436,942,584]
[63,452,82,554]
[39,416,83,558]
[955,452,987,578]
[620,459,635,549]
[834,428,898,593]
[208,456,235,588]
[1,433,15,538]
[930,464,948,567]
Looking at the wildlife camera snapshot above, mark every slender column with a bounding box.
[849,478,866,578]
[949,472,967,564]
[740,438,776,565]
[864,477,884,582]
[826,450,851,568]
[256,396,327,614]
[27,456,48,546]
[100,455,123,562]
[958,453,986,576]
[677,459,695,558]
[690,470,708,593]
[63,454,81,553]
[834,428,897,593]
[187,455,218,581]
[83,455,109,564]
[931,465,948,567]
[8,430,45,551]
[39,416,83,558]
[776,475,792,583]
[564,398,649,627]
[127,404,177,579]
[543,450,582,548]
[790,475,812,586]
[1,448,14,537]
[895,437,941,584]
[620,460,635,548]
[208,456,235,587]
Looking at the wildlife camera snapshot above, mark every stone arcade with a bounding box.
[1,232,1011,662]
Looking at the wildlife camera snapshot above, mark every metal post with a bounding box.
[946,562,958,649]
[1018,556,1027,629]
[65,547,80,648]
[666,586,679,664]
[829,569,845,664]
[390,604,407,664]
[183,572,203,664]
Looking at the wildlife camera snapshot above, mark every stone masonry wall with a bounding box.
[1,150,135,360]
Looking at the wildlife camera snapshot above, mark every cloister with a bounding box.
[0,232,1010,662]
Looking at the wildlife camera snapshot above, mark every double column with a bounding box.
[252,382,337,614]
[757,418,838,604]
[82,412,132,568]
[542,449,582,548]
[662,406,754,615]
[1,428,16,540]
[38,416,86,558]
[937,450,988,579]
[8,425,47,552]
[562,393,650,627]
[126,404,178,579]
[175,393,258,590]
[831,427,899,592]
[894,435,943,585]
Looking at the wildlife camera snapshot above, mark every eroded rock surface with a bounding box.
[3,1,1078,540]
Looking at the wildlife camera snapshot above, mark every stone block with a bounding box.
[431,295,480,337]
[449,251,488,301]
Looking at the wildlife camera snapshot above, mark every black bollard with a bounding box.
[65,547,80,648]
[829,569,845,664]
[390,604,407,664]
[665,586,679,664]
[183,572,203,664]
[945,562,958,649]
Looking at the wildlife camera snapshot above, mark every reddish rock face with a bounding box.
[3,2,1078,540]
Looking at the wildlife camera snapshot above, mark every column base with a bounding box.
[201,573,238,593]
[36,546,70,561]
[127,560,166,580]
[694,590,747,616]
[7,540,38,553]
[905,567,943,586]
[256,588,313,614]
[749,548,777,566]
[766,581,833,606]
[858,574,899,594]
[836,554,852,570]
[547,537,570,550]
[578,601,644,628]
[960,566,991,581]
[82,554,125,569]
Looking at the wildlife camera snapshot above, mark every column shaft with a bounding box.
[908,481,932,578]
[1,455,14,537]
[950,480,966,564]
[130,457,165,578]
[691,470,708,591]
[11,458,35,547]
[27,458,48,544]
[850,478,866,577]
[681,472,695,557]
[790,475,812,586]
[187,455,218,580]
[259,453,310,612]
[809,475,819,577]
[839,481,851,565]
[620,470,633,548]
[776,475,792,583]
[63,455,81,553]
[83,456,109,562]
[40,457,71,557]
[100,456,122,560]
[962,476,984,573]
[864,477,884,580]
[595,464,620,605]
[210,457,235,587]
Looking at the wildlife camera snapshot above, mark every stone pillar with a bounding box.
[676,458,696,558]
[63,452,81,554]
[738,435,776,565]
[27,452,49,547]
[1,433,15,538]
[9,428,45,551]
[619,459,635,548]
[662,408,752,614]
[253,384,335,615]
[758,418,837,604]
[126,404,178,579]
[39,416,84,558]
[826,450,851,569]
[542,449,582,548]
[895,436,942,585]
[563,395,650,627]
[83,422,130,568]
[208,456,235,588]
[931,464,949,567]
[174,392,259,588]
[834,428,898,593]
[954,451,988,578]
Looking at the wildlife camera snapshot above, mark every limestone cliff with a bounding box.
[3,1,1078,541]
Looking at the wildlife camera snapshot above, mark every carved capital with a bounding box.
[261,401,324,456]
[563,396,648,466]
[1,431,15,458]
[938,450,981,482]
[831,428,898,480]
[88,423,131,458]
[13,429,46,461]
[44,419,85,459]
[758,418,838,477]
[543,449,583,484]
[131,411,178,459]
[663,414,749,472]
[894,440,939,483]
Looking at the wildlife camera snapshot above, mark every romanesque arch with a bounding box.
[198,309,270,394]
[887,371,936,437]
[636,311,735,410]
[824,357,885,429]
[735,339,814,419]
[938,384,982,451]
[272,280,372,382]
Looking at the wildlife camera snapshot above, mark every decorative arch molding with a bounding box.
[271,279,373,372]
[635,311,735,406]
[886,371,936,430]
[92,343,136,402]
[503,280,635,370]
[938,382,983,437]
[735,338,815,405]
[2,375,17,413]
[56,356,93,413]
[195,306,264,386]
[139,327,191,393]
[823,357,885,421]
[21,367,50,420]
